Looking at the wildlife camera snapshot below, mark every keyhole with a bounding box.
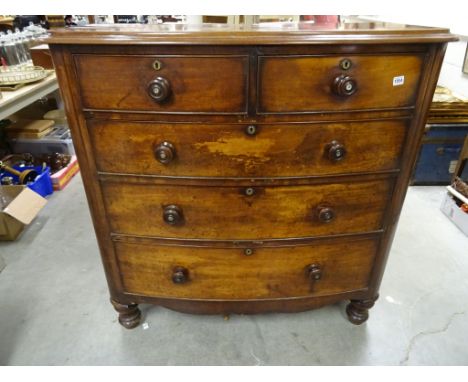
[340,58,352,70]
[153,60,162,71]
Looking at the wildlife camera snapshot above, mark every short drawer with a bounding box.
[115,237,378,299]
[74,54,248,113]
[102,178,392,240]
[89,120,407,177]
[258,54,424,113]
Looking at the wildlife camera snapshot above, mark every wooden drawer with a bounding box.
[89,120,407,177]
[74,54,248,113]
[115,237,378,299]
[258,54,424,113]
[102,179,392,240]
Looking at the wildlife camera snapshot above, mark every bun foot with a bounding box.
[111,299,142,329]
[346,295,378,325]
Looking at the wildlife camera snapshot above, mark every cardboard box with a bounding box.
[0,165,54,198]
[5,119,55,139]
[440,186,468,236]
[51,155,79,190]
[0,186,47,241]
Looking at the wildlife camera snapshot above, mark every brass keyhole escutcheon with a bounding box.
[244,248,254,256]
[152,60,162,71]
[245,125,257,136]
[244,187,255,196]
[340,58,352,70]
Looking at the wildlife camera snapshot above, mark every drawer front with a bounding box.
[89,120,407,177]
[115,238,378,299]
[258,54,424,113]
[102,179,392,240]
[74,55,248,113]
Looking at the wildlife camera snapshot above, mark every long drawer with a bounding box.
[115,237,378,299]
[101,178,392,240]
[89,120,408,177]
[74,54,249,113]
[258,54,424,113]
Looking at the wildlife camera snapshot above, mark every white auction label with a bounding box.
[449,160,458,174]
[393,75,405,86]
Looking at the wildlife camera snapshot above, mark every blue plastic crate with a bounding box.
[0,165,54,197]
[413,124,468,185]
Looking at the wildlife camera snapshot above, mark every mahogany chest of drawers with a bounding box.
[48,22,455,328]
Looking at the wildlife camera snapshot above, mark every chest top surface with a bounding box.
[47,21,456,45]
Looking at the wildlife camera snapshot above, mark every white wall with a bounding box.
[438,41,468,99]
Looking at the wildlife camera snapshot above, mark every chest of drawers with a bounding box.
[48,22,455,329]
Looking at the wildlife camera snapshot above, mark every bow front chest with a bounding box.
[48,22,455,328]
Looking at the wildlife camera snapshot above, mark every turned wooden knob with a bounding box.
[332,74,357,96]
[154,141,175,164]
[163,205,183,225]
[148,77,171,102]
[326,140,346,162]
[317,206,335,223]
[172,266,189,284]
[306,264,322,282]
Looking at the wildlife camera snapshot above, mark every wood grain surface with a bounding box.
[101,178,393,240]
[115,237,378,299]
[259,54,424,113]
[89,119,408,177]
[74,54,248,113]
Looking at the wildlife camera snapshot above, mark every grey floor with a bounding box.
[1,175,467,365]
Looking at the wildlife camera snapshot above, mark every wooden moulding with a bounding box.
[46,22,457,45]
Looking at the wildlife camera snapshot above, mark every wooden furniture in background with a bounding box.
[47,22,455,328]
[46,15,65,29]
[428,86,468,124]
[30,44,54,69]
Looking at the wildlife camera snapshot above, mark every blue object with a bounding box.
[0,165,54,197]
[413,124,468,185]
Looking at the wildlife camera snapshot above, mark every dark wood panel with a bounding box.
[84,109,414,123]
[49,45,125,296]
[117,290,369,315]
[258,54,424,113]
[367,43,449,295]
[89,120,408,177]
[111,230,382,248]
[65,43,429,56]
[98,170,398,187]
[101,179,393,240]
[74,54,248,113]
[115,237,378,299]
